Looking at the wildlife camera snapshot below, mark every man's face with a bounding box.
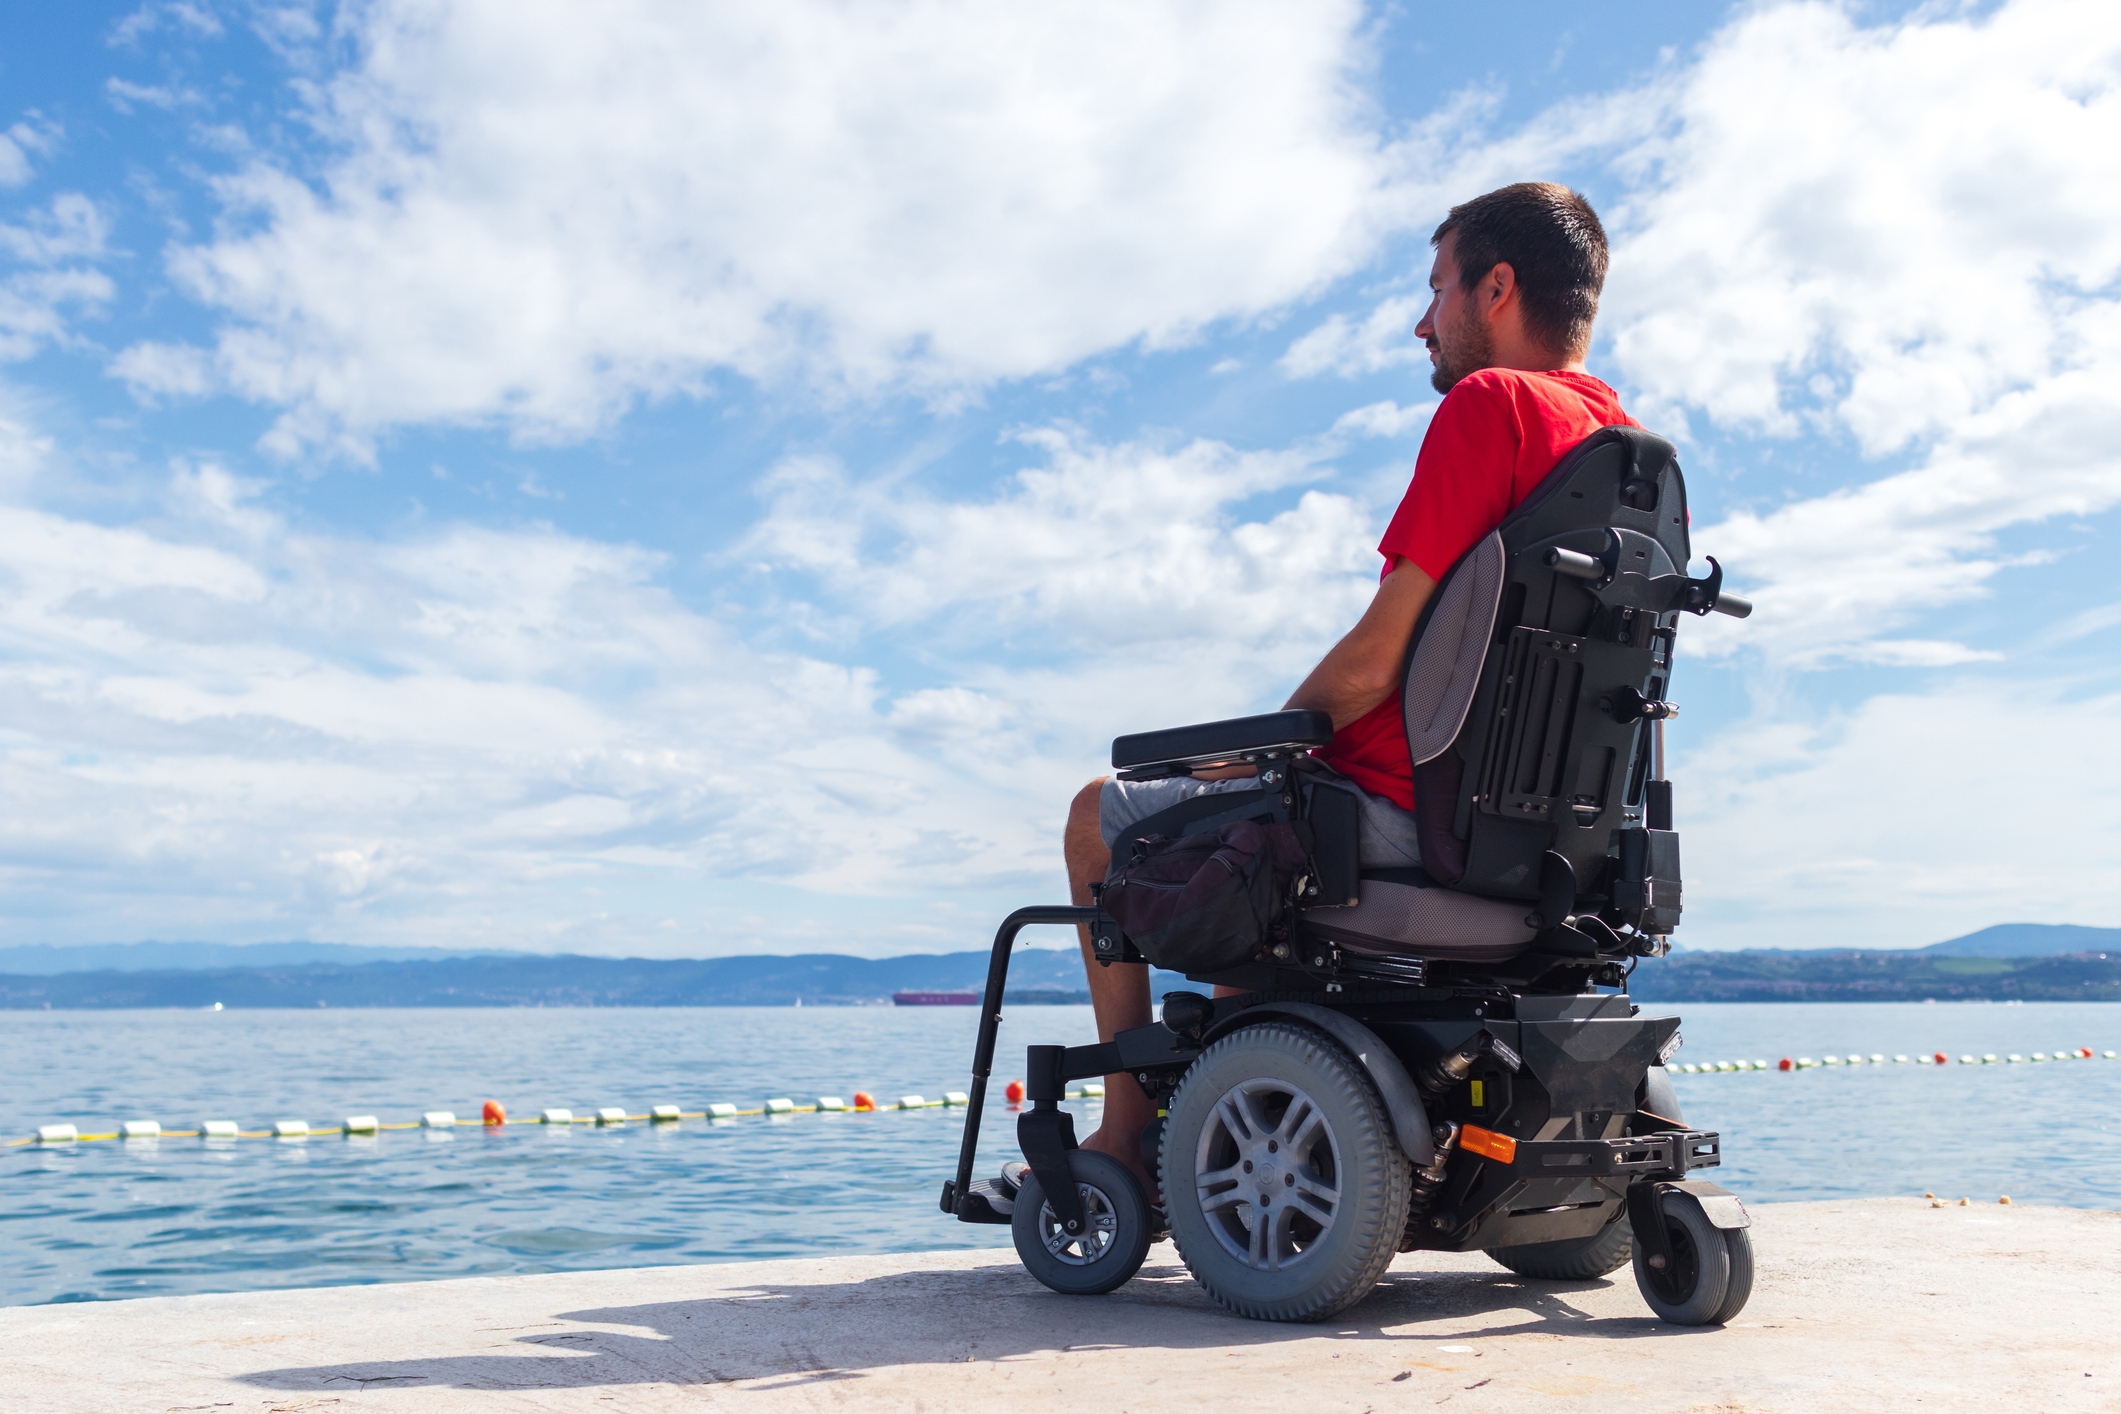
[1414,232,1494,394]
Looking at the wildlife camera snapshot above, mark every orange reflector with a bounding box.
[1459,1124,1517,1164]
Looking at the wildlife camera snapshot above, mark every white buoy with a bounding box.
[943,1092,970,1106]
[343,1115,379,1133]
[595,1107,627,1125]
[35,1123,78,1144]
[1894,1055,1911,1064]
[422,1111,457,1129]
[200,1121,239,1139]
[1082,1082,1106,1098]
[764,1098,796,1115]
[120,1120,160,1139]
[1869,1054,1886,1064]
[273,1120,309,1138]
[706,1103,739,1119]
[897,1095,928,1109]
[540,1108,573,1125]
[649,1105,681,1122]
[816,1096,848,1112]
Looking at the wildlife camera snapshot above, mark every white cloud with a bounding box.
[104,77,204,113]
[0,399,1407,953]
[0,137,31,189]
[127,0,1406,452]
[1264,1,2121,669]
[110,2,224,46]
[1599,0,2121,667]
[0,118,60,189]
[1604,0,2121,454]
[1330,399,1435,440]
[1679,682,2121,950]
[745,427,1376,653]
[0,193,113,360]
[1281,294,1428,379]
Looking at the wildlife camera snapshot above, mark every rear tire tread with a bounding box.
[1162,1021,1412,1323]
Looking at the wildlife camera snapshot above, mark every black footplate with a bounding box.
[1508,1128,1720,1179]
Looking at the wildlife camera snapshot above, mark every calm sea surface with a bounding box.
[5,1001,2117,1307]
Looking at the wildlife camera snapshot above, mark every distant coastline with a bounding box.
[2,939,2115,1008]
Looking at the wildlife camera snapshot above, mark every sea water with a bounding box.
[4,1001,2116,1307]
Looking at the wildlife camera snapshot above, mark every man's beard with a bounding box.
[1428,307,1495,393]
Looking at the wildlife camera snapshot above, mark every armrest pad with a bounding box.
[1110,709,1335,771]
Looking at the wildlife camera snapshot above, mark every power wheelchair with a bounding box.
[938,426,1758,1324]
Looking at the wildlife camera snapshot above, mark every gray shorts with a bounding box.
[1098,768,1422,870]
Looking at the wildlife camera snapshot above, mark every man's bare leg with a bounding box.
[1064,777,1159,1197]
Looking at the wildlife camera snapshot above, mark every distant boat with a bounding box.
[892,990,980,1006]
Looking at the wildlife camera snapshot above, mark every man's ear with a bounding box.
[1479,260,1518,318]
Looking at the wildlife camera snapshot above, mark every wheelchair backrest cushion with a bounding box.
[1402,529,1506,766]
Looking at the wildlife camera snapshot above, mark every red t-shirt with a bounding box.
[1320,368,1637,810]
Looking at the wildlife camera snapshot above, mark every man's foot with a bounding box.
[1078,1124,1160,1206]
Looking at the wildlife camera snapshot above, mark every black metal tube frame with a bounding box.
[946,905,1104,1216]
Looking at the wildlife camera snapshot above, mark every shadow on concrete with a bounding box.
[235,1253,1707,1394]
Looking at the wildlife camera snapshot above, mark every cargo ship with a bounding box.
[891,990,980,1006]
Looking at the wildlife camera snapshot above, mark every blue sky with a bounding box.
[1,0,2116,958]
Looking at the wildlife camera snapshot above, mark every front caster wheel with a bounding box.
[1011,1149,1152,1296]
[1631,1191,1754,1325]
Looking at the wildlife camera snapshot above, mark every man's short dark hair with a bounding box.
[1433,183,1608,359]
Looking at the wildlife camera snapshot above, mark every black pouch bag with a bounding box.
[1101,819,1308,973]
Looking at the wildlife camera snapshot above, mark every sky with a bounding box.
[0,0,2116,959]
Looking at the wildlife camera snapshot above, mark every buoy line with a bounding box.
[1671,1047,2116,1075]
[7,1080,1107,1148]
[15,1045,2116,1145]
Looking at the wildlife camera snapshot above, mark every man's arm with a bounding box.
[1283,557,1438,729]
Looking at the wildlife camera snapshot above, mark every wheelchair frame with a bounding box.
[937,426,1758,1322]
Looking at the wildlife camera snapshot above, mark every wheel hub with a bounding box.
[1037,1183,1119,1266]
[1194,1078,1341,1272]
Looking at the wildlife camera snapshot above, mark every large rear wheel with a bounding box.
[1161,1022,1411,1322]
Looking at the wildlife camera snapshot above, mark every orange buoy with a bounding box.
[852,1091,876,1112]
[1004,1079,1025,1104]
[1777,1057,1793,1071]
[2081,1047,2095,1058]
[1934,1052,1948,1065]
[482,1100,506,1126]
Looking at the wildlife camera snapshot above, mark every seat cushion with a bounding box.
[1303,875,1537,963]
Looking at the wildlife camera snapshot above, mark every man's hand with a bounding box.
[1283,557,1438,729]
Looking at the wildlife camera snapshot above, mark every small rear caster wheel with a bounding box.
[1631,1190,1754,1325]
[1011,1149,1152,1296]
[1490,1211,1633,1279]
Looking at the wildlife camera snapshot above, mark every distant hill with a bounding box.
[0,947,1182,1009]
[1918,923,2121,958]
[1630,949,2121,1003]
[0,941,512,975]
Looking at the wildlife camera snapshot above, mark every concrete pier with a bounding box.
[5,1198,2114,1412]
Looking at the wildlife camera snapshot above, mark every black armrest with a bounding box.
[1110,710,1335,772]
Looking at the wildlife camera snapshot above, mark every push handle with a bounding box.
[1710,590,1753,619]
[1546,547,1606,581]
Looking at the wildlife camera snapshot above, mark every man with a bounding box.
[1062,182,1634,1195]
